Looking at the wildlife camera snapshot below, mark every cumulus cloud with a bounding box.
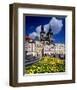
[29,32,40,40]
[29,32,37,39]
[35,24,49,39]
[36,24,49,34]
[29,17,63,40]
[35,17,63,35]
[36,25,41,34]
[44,24,49,33]
[49,17,63,34]
[35,25,42,39]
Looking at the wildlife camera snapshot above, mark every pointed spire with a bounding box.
[40,25,45,41]
[41,25,45,33]
[49,25,53,35]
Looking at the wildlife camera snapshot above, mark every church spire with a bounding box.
[41,25,44,33]
[40,25,45,41]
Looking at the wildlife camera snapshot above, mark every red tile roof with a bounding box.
[25,36,32,41]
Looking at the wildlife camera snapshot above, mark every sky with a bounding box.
[25,15,66,44]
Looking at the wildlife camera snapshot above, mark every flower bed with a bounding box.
[25,56,65,74]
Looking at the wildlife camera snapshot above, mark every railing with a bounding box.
[25,55,40,66]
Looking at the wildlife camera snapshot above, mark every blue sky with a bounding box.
[25,15,66,44]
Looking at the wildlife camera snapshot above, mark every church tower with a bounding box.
[46,26,53,44]
[40,25,45,41]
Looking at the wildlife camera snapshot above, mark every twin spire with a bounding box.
[40,25,53,44]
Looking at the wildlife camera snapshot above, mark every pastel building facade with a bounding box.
[25,40,65,58]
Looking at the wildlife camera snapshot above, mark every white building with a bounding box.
[43,43,65,55]
[55,43,65,55]
[25,41,36,56]
[44,44,55,55]
[25,40,65,57]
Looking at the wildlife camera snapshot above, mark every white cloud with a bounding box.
[35,17,63,35]
[29,32,37,39]
[36,24,49,34]
[44,24,49,33]
[36,25,41,34]
[29,17,63,39]
[49,17,63,34]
